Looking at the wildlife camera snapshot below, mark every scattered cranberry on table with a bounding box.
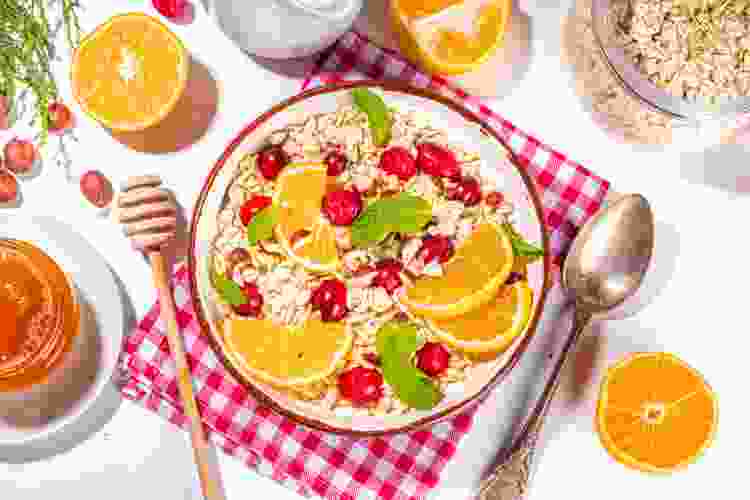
[310,279,348,322]
[378,146,417,181]
[257,146,289,180]
[3,138,36,174]
[417,235,454,264]
[447,176,482,206]
[324,150,348,177]
[0,170,19,204]
[80,170,114,208]
[322,188,362,225]
[47,102,74,134]
[338,366,383,406]
[152,0,189,20]
[416,143,461,179]
[233,282,264,317]
[239,194,273,226]
[485,190,505,208]
[416,342,450,376]
[373,259,404,295]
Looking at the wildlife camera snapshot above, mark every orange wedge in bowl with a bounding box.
[596,353,718,473]
[398,222,514,320]
[71,13,189,131]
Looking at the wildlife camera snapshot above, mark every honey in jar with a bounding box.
[0,239,80,392]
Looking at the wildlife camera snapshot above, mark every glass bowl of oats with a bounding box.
[591,0,750,122]
[189,82,551,435]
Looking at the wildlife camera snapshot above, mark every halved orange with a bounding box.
[391,0,512,75]
[398,222,514,319]
[429,281,532,353]
[596,353,718,473]
[223,316,352,388]
[71,13,189,131]
[274,163,340,273]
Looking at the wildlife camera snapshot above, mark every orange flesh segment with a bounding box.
[432,3,504,63]
[398,0,464,18]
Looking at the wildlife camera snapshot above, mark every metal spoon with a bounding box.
[478,194,654,500]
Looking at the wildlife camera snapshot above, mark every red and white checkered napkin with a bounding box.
[118,30,611,500]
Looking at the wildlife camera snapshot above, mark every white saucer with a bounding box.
[0,214,124,445]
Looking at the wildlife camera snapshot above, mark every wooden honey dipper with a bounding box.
[118,175,223,500]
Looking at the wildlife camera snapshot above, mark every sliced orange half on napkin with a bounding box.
[71,13,189,131]
[596,352,718,473]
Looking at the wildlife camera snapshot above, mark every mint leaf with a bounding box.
[504,223,545,260]
[376,322,443,411]
[247,205,278,245]
[351,193,432,248]
[352,88,392,146]
[209,262,247,307]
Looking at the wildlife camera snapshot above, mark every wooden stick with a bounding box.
[149,251,223,500]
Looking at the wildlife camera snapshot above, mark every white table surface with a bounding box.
[1,1,745,499]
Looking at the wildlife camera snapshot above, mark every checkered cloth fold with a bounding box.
[118,30,610,500]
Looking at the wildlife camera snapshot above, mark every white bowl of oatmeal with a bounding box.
[189,82,551,435]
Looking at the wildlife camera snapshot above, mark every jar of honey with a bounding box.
[0,239,80,393]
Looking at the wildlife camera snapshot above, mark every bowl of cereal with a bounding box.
[189,82,551,435]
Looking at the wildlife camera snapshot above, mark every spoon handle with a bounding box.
[478,308,592,500]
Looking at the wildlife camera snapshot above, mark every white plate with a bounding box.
[0,214,124,445]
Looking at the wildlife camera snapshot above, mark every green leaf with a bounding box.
[351,193,432,248]
[209,262,247,307]
[376,322,443,411]
[503,223,545,260]
[247,205,278,245]
[351,88,392,146]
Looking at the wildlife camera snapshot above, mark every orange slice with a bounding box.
[596,353,718,473]
[274,163,340,273]
[223,316,352,388]
[429,281,532,353]
[391,0,512,75]
[398,222,514,319]
[71,13,189,131]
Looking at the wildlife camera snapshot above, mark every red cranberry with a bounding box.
[321,301,348,322]
[233,283,264,317]
[0,170,18,204]
[485,191,505,208]
[257,146,288,180]
[378,147,417,181]
[3,138,36,174]
[80,170,114,208]
[338,366,383,406]
[239,195,272,226]
[47,102,73,134]
[416,342,450,376]
[311,279,348,322]
[322,189,362,226]
[447,176,482,206]
[417,235,454,264]
[152,0,189,19]
[324,151,348,177]
[416,143,461,179]
[373,259,403,295]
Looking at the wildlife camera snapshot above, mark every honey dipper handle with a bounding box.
[149,251,224,500]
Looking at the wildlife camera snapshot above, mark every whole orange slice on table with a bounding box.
[274,163,341,273]
[596,352,718,473]
[223,317,352,388]
[398,222,514,320]
[391,0,512,75]
[71,13,189,132]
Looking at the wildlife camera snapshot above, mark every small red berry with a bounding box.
[152,0,189,19]
[3,138,36,174]
[321,301,348,322]
[47,102,73,134]
[417,235,454,265]
[324,151,348,177]
[338,366,383,406]
[257,146,288,180]
[239,195,273,226]
[311,279,348,322]
[80,170,114,208]
[233,283,264,317]
[378,146,417,181]
[447,176,482,206]
[373,259,403,295]
[485,191,505,208]
[416,143,461,179]
[416,342,450,376]
[0,170,19,204]
[322,189,362,226]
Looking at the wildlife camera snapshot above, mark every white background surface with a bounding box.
[0,1,745,499]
